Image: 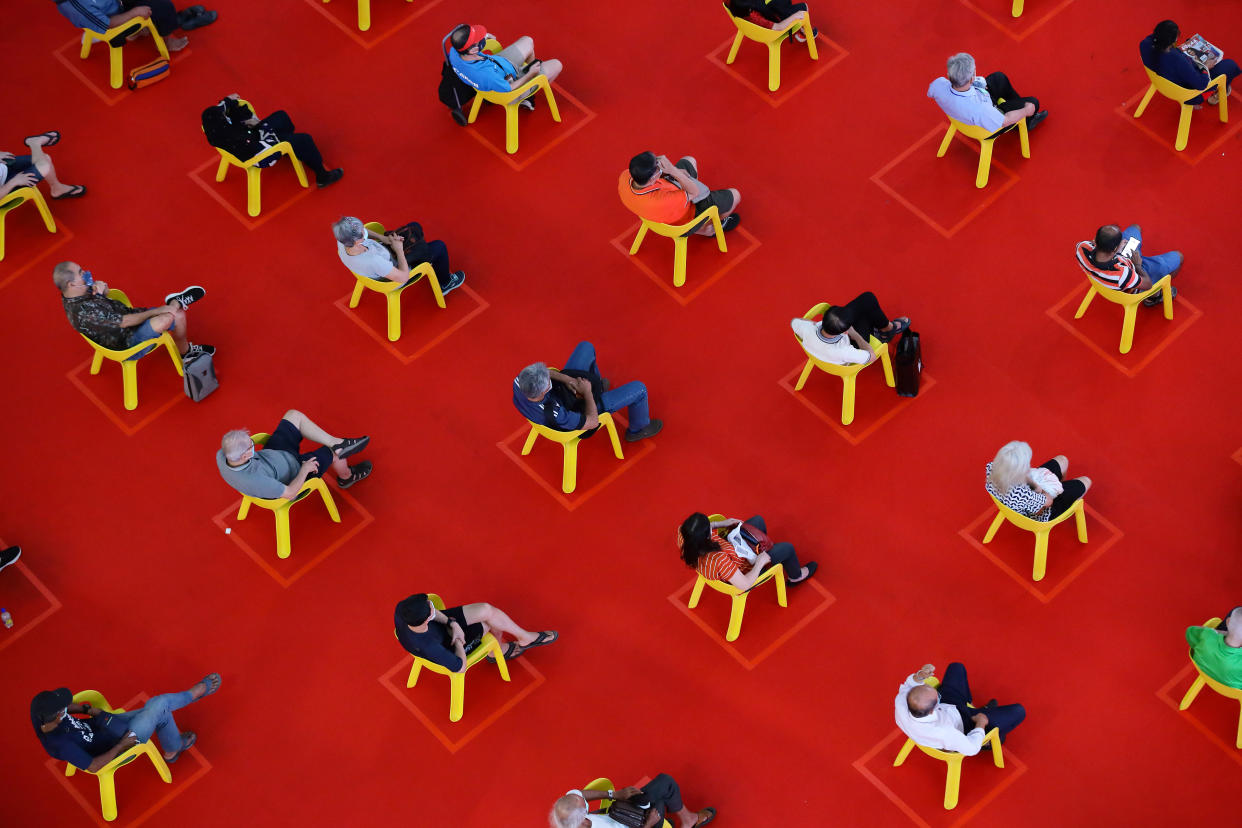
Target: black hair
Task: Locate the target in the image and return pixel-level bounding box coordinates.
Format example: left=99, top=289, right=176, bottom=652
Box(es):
left=1094, top=225, right=1122, bottom=254
left=629, top=152, right=659, bottom=185
left=822, top=308, right=849, bottom=335
left=1152, top=20, right=1179, bottom=53
left=678, top=512, right=720, bottom=568
left=396, top=594, right=433, bottom=626
left=449, top=24, right=472, bottom=52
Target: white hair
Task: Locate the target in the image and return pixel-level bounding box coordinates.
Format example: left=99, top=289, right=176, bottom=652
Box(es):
left=549, top=795, right=586, bottom=828
left=221, top=429, right=253, bottom=462
left=518, top=363, right=552, bottom=399
left=946, top=52, right=976, bottom=87
left=988, top=441, right=1033, bottom=495
left=332, top=216, right=365, bottom=246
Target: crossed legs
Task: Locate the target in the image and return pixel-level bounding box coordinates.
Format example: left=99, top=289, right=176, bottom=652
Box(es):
left=498, top=36, right=563, bottom=86
left=459, top=602, right=541, bottom=648
left=281, top=409, right=351, bottom=478
left=25, top=134, right=78, bottom=198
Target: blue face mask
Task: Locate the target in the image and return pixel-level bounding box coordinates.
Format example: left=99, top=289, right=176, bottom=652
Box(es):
left=81, top=270, right=94, bottom=286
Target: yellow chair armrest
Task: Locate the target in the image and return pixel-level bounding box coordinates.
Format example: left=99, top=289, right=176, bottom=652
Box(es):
left=94, top=746, right=143, bottom=776
left=803, top=302, right=831, bottom=321
left=244, top=141, right=294, bottom=167
left=1204, top=617, right=1224, bottom=628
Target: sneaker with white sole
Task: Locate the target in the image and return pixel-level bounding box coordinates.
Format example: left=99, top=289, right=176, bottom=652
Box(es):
left=0, top=545, right=20, bottom=573
left=164, top=286, right=206, bottom=309
left=1142, top=286, right=1177, bottom=307
left=439, top=270, right=466, bottom=296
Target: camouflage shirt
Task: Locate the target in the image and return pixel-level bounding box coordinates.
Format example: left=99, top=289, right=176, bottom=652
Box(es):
left=62, top=294, right=151, bottom=351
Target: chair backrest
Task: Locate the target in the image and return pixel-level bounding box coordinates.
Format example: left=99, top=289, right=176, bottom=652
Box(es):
left=793, top=302, right=878, bottom=377
left=1086, top=272, right=1166, bottom=307
left=479, top=71, right=548, bottom=104
left=987, top=492, right=1076, bottom=530
left=0, top=186, right=36, bottom=213
left=642, top=204, right=719, bottom=237
left=72, top=689, right=113, bottom=712
left=583, top=777, right=615, bottom=811
left=722, top=3, right=783, bottom=41
left=697, top=512, right=749, bottom=595
left=947, top=116, right=999, bottom=142
left=1142, top=65, right=1203, bottom=103
left=428, top=593, right=447, bottom=612
left=78, top=289, right=166, bottom=358
left=1190, top=618, right=1242, bottom=699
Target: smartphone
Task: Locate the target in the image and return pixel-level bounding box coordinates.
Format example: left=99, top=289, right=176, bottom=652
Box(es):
left=1120, top=237, right=1139, bottom=257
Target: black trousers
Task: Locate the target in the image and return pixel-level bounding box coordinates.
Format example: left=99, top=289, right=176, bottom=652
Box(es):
left=938, top=662, right=1026, bottom=743
left=120, top=0, right=180, bottom=37
left=1035, top=458, right=1087, bottom=519
left=259, top=111, right=330, bottom=180
left=389, top=223, right=453, bottom=282
left=831, top=291, right=891, bottom=342
left=985, top=71, right=1039, bottom=121
left=641, top=773, right=686, bottom=821
left=745, top=515, right=804, bottom=582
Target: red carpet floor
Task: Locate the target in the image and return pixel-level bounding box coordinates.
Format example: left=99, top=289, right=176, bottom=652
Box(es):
left=3, top=0, right=1242, bottom=825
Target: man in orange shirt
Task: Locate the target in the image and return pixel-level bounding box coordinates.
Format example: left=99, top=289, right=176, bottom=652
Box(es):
left=618, top=151, right=741, bottom=235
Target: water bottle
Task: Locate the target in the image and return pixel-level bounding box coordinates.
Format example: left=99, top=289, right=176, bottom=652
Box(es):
left=1, top=609, right=12, bottom=629
left=82, top=269, right=94, bottom=287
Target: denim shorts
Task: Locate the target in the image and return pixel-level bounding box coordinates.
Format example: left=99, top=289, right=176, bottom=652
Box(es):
left=266, top=419, right=333, bottom=478
left=3, top=156, right=43, bottom=187
left=125, top=316, right=175, bottom=360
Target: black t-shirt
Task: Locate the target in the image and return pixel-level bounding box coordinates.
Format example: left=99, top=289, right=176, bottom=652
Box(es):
left=33, top=710, right=128, bottom=770
left=394, top=607, right=463, bottom=672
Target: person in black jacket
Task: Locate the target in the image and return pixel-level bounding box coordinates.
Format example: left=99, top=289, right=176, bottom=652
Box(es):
left=726, top=0, right=817, bottom=42
left=201, top=95, right=342, bottom=188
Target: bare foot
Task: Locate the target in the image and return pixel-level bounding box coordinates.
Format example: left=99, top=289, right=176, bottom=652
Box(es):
left=167, top=35, right=189, bottom=51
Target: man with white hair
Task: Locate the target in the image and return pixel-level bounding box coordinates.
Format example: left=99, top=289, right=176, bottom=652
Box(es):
left=549, top=775, right=716, bottom=828
left=1187, top=608, right=1242, bottom=688
left=927, top=52, right=1048, bottom=136
left=513, top=341, right=662, bottom=442
left=216, top=410, right=371, bottom=500
left=332, top=216, right=464, bottom=296
left=896, top=663, right=1026, bottom=756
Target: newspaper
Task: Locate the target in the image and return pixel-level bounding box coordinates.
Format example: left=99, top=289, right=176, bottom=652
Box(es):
left=1181, top=34, right=1223, bottom=72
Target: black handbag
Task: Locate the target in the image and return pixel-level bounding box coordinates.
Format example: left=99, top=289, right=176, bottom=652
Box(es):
left=895, top=329, right=922, bottom=398
left=605, top=798, right=651, bottom=827
left=546, top=368, right=607, bottom=438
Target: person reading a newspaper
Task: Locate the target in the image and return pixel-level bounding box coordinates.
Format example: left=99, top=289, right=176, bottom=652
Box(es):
left=1141, top=19, right=1240, bottom=106
left=676, top=512, right=818, bottom=590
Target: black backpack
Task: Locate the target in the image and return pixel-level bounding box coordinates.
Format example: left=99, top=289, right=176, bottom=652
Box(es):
left=895, top=329, right=922, bottom=397
left=438, top=34, right=476, bottom=126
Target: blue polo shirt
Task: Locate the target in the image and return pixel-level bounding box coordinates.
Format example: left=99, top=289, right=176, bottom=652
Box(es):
left=513, top=379, right=583, bottom=431
left=55, top=0, right=121, bottom=34
left=33, top=710, right=128, bottom=770
left=448, top=50, right=518, bottom=93
left=1140, top=35, right=1209, bottom=91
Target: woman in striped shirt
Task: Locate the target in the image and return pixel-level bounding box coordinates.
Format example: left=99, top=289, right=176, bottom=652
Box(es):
left=985, top=441, right=1092, bottom=522
left=677, top=512, right=817, bottom=589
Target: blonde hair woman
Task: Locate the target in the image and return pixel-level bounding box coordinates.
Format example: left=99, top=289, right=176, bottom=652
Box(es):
left=985, top=441, right=1091, bottom=521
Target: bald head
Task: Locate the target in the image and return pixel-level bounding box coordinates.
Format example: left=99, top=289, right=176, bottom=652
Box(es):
left=1227, top=607, right=1242, bottom=637
left=549, top=793, right=586, bottom=828
left=907, top=685, right=939, bottom=717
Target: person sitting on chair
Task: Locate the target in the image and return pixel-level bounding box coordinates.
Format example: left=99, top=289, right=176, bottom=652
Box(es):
left=1187, top=607, right=1242, bottom=689
left=54, top=261, right=213, bottom=362
left=550, top=774, right=716, bottom=828
left=789, top=291, right=909, bottom=367
left=217, top=411, right=371, bottom=499
left=619, top=151, right=741, bottom=235
left=985, top=441, right=1091, bottom=522
left=725, top=0, right=817, bottom=43
left=1, top=131, right=85, bottom=201
left=1141, top=19, right=1240, bottom=107
left=1074, top=223, right=1182, bottom=307
left=677, top=511, right=817, bottom=589
left=395, top=593, right=557, bottom=667
left=513, top=342, right=663, bottom=442
left=331, top=216, right=465, bottom=296
left=896, top=663, right=1025, bottom=754
left=53, top=0, right=217, bottom=52
left=447, top=23, right=562, bottom=107
left=201, top=94, right=343, bottom=189
left=927, top=52, right=1048, bottom=135
left=31, top=673, right=221, bottom=770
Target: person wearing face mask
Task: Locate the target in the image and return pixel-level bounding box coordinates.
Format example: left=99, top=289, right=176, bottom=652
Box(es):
left=217, top=414, right=372, bottom=499
left=53, top=261, right=213, bottom=363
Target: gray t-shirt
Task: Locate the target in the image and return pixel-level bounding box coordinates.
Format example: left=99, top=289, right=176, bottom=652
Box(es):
left=216, top=448, right=300, bottom=499
left=337, top=239, right=396, bottom=281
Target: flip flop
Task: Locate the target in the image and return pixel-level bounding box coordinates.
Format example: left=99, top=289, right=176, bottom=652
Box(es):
left=197, top=673, right=222, bottom=696
left=25, top=130, right=60, bottom=147
left=51, top=185, right=86, bottom=200
left=522, top=630, right=559, bottom=650
left=694, top=807, right=718, bottom=826
left=486, top=641, right=522, bottom=663
left=787, top=561, right=818, bottom=586
left=164, top=731, right=196, bottom=764
left=874, top=317, right=910, bottom=343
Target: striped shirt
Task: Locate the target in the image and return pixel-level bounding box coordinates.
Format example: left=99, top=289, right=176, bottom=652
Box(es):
left=1074, top=241, right=1141, bottom=292
left=54, top=0, right=119, bottom=34
left=697, top=535, right=752, bottom=582
left=985, top=462, right=1051, bottom=521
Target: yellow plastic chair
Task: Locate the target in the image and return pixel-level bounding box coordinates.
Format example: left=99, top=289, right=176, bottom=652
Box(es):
left=982, top=493, right=1086, bottom=581
left=892, top=677, right=1005, bottom=810
left=62, top=690, right=172, bottom=822
left=1133, top=66, right=1228, bottom=151
left=583, top=778, right=673, bottom=827
left=0, top=185, right=56, bottom=261
left=791, top=302, right=895, bottom=426
left=1012, top=0, right=1023, bottom=17
left=521, top=410, right=624, bottom=495
left=1179, top=616, right=1242, bottom=748
left=722, top=3, right=818, bottom=92
left=1073, top=272, right=1173, bottom=354
left=80, top=17, right=169, bottom=90
left=208, top=100, right=308, bottom=217
left=628, top=205, right=727, bottom=289
left=78, top=289, right=184, bottom=412
left=466, top=72, right=561, bottom=155
left=344, top=221, right=445, bottom=341
left=687, top=513, right=787, bottom=642
left=322, top=0, right=412, bottom=32
left=936, top=109, right=1030, bottom=188
left=398, top=593, right=510, bottom=722
left=235, top=432, right=341, bottom=560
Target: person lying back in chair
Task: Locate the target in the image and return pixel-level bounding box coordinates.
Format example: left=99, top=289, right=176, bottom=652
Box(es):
left=789, top=291, right=910, bottom=366
left=447, top=23, right=562, bottom=107
left=217, top=411, right=371, bottom=499
left=896, top=663, right=1025, bottom=754
left=201, top=95, right=343, bottom=188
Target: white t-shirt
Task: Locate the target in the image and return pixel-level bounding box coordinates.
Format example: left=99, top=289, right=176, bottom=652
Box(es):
left=337, top=238, right=396, bottom=281
left=564, top=790, right=631, bottom=826
left=791, top=318, right=871, bottom=366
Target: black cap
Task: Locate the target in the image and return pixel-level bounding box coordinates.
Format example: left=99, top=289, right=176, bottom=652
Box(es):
left=30, top=688, right=72, bottom=723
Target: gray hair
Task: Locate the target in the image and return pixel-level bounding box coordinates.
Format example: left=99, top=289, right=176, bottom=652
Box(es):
left=52, top=262, right=78, bottom=292
left=549, top=795, right=586, bottom=828
left=221, top=429, right=254, bottom=463
left=946, top=52, right=976, bottom=87
left=332, top=216, right=365, bottom=246
left=517, top=362, right=552, bottom=399
left=988, top=441, right=1033, bottom=496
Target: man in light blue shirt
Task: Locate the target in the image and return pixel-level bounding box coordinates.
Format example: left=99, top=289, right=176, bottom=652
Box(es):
left=53, top=0, right=217, bottom=51
left=447, top=23, right=562, bottom=98
left=927, top=52, right=1047, bottom=136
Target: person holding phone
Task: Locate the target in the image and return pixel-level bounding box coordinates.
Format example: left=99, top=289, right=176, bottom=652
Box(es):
left=1074, top=223, right=1182, bottom=307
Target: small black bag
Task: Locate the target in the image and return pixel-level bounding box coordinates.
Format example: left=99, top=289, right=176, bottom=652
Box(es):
left=547, top=368, right=607, bottom=438
left=605, top=797, right=651, bottom=827
left=895, top=329, right=922, bottom=397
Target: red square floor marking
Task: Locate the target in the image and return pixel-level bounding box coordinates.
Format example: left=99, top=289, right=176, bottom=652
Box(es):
left=45, top=692, right=212, bottom=828
left=872, top=127, right=1021, bottom=239
left=1046, top=283, right=1203, bottom=378
left=957, top=0, right=1077, bottom=42
left=301, top=0, right=447, bottom=49
left=705, top=33, right=848, bottom=108
left=779, top=361, right=937, bottom=446
left=0, top=218, right=75, bottom=291
left=53, top=39, right=195, bottom=107
left=379, top=653, right=544, bottom=754
left=610, top=223, right=761, bottom=306
left=211, top=488, right=375, bottom=588
left=66, top=356, right=186, bottom=437
left=666, top=576, right=835, bottom=670
left=0, top=557, right=62, bottom=655
left=958, top=503, right=1123, bottom=603
left=854, top=729, right=1027, bottom=827
left=463, top=84, right=597, bottom=172
left=496, top=419, right=656, bottom=512
left=334, top=284, right=489, bottom=364
left=187, top=156, right=314, bottom=230
left=1116, top=87, right=1242, bottom=165
left=1157, top=662, right=1242, bottom=769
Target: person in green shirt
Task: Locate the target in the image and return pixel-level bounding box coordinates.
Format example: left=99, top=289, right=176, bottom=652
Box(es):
left=1186, top=607, right=1242, bottom=688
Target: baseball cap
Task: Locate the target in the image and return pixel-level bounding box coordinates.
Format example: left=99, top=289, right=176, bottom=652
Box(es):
left=31, top=688, right=73, bottom=723
left=458, top=24, right=488, bottom=51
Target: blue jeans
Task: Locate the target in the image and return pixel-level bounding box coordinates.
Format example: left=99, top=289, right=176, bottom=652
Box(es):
left=110, top=690, right=196, bottom=753
left=1123, top=224, right=1182, bottom=284
left=938, top=662, right=1026, bottom=744
left=563, top=341, right=650, bottom=433
left=126, top=316, right=175, bottom=361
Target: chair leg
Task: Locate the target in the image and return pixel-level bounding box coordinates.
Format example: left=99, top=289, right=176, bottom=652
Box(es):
left=237, top=498, right=253, bottom=520
left=1031, top=530, right=1049, bottom=582
left=1162, top=282, right=1175, bottom=320
left=767, top=42, right=781, bottom=92
left=245, top=168, right=261, bottom=217
left=385, top=291, right=401, bottom=341
left=348, top=281, right=365, bottom=309
left=427, top=271, right=446, bottom=309
left=629, top=223, right=650, bottom=255
left=98, top=771, right=119, bottom=821
left=406, top=658, right=422, bottom=689
left=215, top=157, right=230, bottom=183
left=288, top=154, right=309, bottom=189
left=448, top=672, right=465, bottom=722
left=1011, top=0, right=1023, bottom=16
left=892, top=738, right=915, bottom=766
left=793, top=359, right=816, bottom=391
left=943, top=758, right=962, bottom=810
left=603, top=416, right=625, bottom=459
left=80, top=33, right=94, bottom=60
left=357, top=0, right=370, bottom=31
left=879, top=349, right=896, bottom=387
left=1218, top=83, right=1229, bottom=123
left=108, top=45, right=123, bottom=90
left=672, top=237, right=688, bottom=287
left=274, top=506, right=292, bottom=559
left=1017, top=119, right=1031, bottom=159
left=688, top=576, right=707, bottom=608
left=1133, top=85, right=1157, bottom=117
left=1235, top=701, right=1242, bottom=749
left=1073, top=501, right=1088, bottom=543
left=982, top=511, right=1005, bottom=544
left=120, top=360, right=139, bottom=411
left=317, top=484, right=341, bottom=523
left=504, top=104, right=519, bottom=155
left=1073, top=285, right=1097, bottom=318
left=803, top=19, right=818, bottom=59
left=520, top=427, right=539, bottom=456
left=1175, top=104, right=1193, bottom=151
left=1119, top=304, right=1138, bottom=354
left=32, top=190, right=56, bottom=232
left=146, top=744, right=172, bottom=783
left=543, top=84, right=562, bottom=122
left=975, top=140, right=994, bottom=188
left=774, top=567, right=788, bottom=607
left=561, top=439, right=578, bottom=494
left=989, top=735, right=1005, bottom=768
left=0, top=212, right=5, bottom=261
left=725, top=593, right=748, bottom=641
left=839, top=374, right=857, bottom=426
left=936, top=125, right=957, bottom=157
left=163, top=335, right=185, bottom=376
left=1178, top=674, right=1206, bottom=709
left=467, top=94, right=484, bottom=125
left=492, top=638, right=511, bottom=682
left=712, top=212, right=728, bottom=253
left=726, top=32, right=744, bottom=64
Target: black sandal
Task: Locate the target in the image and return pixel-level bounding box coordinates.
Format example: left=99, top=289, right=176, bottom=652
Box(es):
left=164, top=731, right=196, bottom=764
left=487, top=641, right=523, bottom=663
left=874, top=317, right=909, bottom=343
left=197, top=672, right=222, bottom=696
left=25, top=130, right=61, bottom=147
left=787, top=561, right=818, bottom=586
left=522, top=630, right=559, bottom=650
